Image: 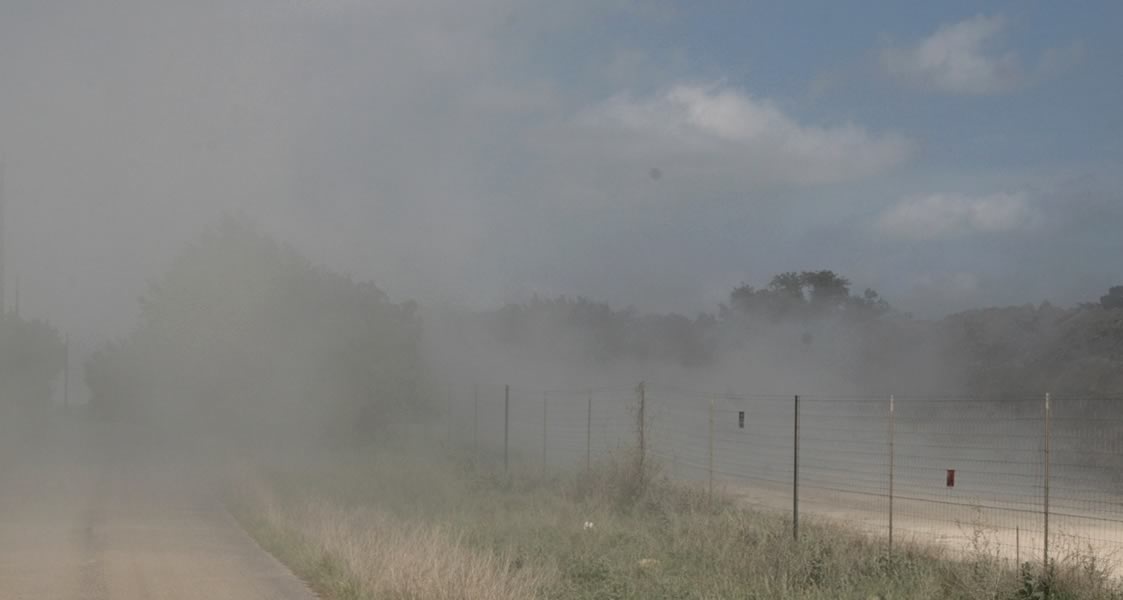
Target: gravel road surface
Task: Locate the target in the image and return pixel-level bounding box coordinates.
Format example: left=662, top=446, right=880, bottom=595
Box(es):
left=0, top=427, right=315, bottom=600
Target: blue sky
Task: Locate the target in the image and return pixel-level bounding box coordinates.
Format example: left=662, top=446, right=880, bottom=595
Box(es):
left=481, top=1, right=1122, bottom=315
left=1, top=0, right=1121, bottom=343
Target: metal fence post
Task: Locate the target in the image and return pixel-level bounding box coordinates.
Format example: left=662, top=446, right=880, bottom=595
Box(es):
left=889, top=394, right=895, bottom=558
left=472, top=384, right=479, bottom=459
left=708, top=397, right=715, bottom=501
left=63, top=334, right=70, bottom=410
left=1017, top=526, right=1021, bottom=568
left=793, top=394, right=800, bottom=541
left=586, top=390, right=592, bottom=476
left=504, top=384, right=510, bottom=474
left=1044, top=392, right=1051, bottom=570
left=637, top=382, right=646, bottom=479
left=446, top=383, right=454, bottom=444
left=542, top=391, right=548, bottom=475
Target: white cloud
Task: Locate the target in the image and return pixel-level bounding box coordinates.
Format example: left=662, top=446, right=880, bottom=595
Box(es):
left=575, top=83, right=913, bottom=185
left=883, top=14, right=1077, bottom=95
left=876, top=192, right=1039, bottom=240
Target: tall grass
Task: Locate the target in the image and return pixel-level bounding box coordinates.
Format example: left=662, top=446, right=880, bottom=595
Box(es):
left=232, top=475, right=547, bottom=600
left=229, top=448, right=1123, bottom=600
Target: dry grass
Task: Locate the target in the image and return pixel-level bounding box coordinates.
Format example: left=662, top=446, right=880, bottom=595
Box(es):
left=229, top=449, right=1123, bottom=600
left=232, top=476, right=548, bottom=600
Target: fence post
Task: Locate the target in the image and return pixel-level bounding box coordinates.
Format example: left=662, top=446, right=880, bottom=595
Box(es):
left=637, top=382, right=646, bottom=480
left=888, top=394, right=895, bottom=558
left=542, top=391, right=548, bottom=475
left=504, top=385, right=510, bottom=475
left=1044, top=392, right=1051, bottom=570
left=472, top=384, right=479, bottom=459
left=586, top=390, right=593, bottom=476
left=793, top=394, right=800, bottom=542
left=446, top=383, right=454, bottom=444
left=708, top=397, right=715, bottom=501
left=63, top=334, right=70, bottom=410
left=1016, top=526, right=1021, bottom=568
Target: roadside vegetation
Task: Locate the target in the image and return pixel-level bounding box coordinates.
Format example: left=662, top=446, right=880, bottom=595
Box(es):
left=64, top=220, right=1123, bottom=599
left=228, top=444, right=1123, bottom=600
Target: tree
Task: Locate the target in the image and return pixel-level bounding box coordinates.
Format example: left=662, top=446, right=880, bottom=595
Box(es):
left=85, top=216, right=423, bottom=443
left=477, top=270, right=890, bottom=369
left=847, top=288, right=891, bottom=318
left=482, top=295, right=717, bottom=367
left=728, top=270, right=887, bottom=320
left=802, top=270, right=851, bottom=308
left=768, top=272, right=806, bottom=301
left=0, top=313, right=66, bottom=421
left=1101, top=286, right=1123, bottom=310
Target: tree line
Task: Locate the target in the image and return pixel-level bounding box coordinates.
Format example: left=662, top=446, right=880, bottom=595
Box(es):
left=7, top=217, right=1122, bottom=438
left=484, top=270, right=894, bottom=368
left=77, top=221, right=900, bottom=440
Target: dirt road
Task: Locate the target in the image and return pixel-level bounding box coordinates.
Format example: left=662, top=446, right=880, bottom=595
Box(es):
left=0, top=430, right=315, bottom=600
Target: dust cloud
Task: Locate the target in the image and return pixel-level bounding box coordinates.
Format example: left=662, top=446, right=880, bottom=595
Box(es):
left=0, top=3, right=1121, bottom=597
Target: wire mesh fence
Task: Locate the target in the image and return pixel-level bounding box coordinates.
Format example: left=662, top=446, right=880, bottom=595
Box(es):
left=443, top=381, right=1123, bottom=570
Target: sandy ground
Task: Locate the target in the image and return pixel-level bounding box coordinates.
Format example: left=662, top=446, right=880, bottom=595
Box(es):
left=719, top=478, right=1123, bottom=571
left=0, top=429, right=315, bottom=600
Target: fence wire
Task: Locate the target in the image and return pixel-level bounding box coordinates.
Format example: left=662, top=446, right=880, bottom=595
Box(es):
left=443, top=382, right=1123, bottom=570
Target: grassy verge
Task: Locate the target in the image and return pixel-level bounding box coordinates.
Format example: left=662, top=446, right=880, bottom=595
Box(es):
left=227, top=448, right=1122, bottom=600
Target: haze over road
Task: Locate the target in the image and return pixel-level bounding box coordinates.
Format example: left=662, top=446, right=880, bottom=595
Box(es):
left=0, top=424, right=314, bottom=600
